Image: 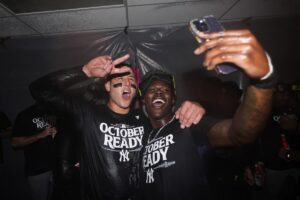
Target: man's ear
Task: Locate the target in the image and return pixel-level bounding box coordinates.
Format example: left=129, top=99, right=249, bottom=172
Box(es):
left=105, top=81, right=111, bottom=92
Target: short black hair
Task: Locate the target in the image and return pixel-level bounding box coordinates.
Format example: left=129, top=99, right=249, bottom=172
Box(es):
left=139, top=70, right=176, bottom=96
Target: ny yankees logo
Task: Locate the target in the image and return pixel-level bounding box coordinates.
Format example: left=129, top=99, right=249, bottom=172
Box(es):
left=146, top=168, right=154, bottom=183
left=119, top=149, right=129, bottom=162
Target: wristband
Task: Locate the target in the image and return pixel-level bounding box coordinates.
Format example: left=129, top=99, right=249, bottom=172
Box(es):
left=250, top=53, right=278, bottom=89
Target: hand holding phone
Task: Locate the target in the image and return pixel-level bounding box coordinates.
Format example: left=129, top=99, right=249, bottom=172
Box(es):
left=189, top=15, right=237, bottom=75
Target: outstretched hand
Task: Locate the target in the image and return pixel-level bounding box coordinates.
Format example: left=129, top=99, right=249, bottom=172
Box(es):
left=194, top=30, right=269, bottom=79
left=82, top=54, right=130, bottom=78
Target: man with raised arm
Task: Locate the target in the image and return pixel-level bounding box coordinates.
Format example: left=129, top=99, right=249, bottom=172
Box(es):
left=137, top=30, right=276, bottom=200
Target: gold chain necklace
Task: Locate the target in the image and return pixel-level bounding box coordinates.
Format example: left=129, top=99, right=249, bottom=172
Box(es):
left=147, top=115, right=176, bottom=143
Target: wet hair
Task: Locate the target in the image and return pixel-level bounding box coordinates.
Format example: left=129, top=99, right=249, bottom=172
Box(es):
left=139, top=70, right=176, bottom=97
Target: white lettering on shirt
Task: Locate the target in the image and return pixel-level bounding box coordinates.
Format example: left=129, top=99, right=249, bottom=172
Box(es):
left=99, top=122, right=144, bottom=162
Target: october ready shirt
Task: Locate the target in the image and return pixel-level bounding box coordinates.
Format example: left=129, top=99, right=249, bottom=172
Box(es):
left=139, top=115, right=217, bottom=200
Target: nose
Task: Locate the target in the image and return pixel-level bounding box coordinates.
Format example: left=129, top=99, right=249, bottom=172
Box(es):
left=154, top=88, right=163, bottom=95
left=123, top=78, right=130, bottom=87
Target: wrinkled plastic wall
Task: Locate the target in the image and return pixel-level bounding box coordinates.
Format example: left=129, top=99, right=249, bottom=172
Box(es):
left=0, top=24, right=247, bottom=119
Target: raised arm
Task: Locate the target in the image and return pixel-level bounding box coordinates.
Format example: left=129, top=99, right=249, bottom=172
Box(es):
left=29, top=54, right=130, bottom=114
left=194, top=30, right=276, bottom=146
left=29, top=65, right=94, bottom=115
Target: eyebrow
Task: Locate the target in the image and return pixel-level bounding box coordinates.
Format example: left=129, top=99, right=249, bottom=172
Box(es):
left=106, top=72, right=132, bottom=81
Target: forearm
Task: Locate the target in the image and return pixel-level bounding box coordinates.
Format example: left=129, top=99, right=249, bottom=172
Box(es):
left=209, top=86, right=273, bottom=146
left=230, top=85, right=273, bottom=144
left=0, top=127, right=12, bottom=138
left=29, top=66, right=96, bottom=113
left=11, top=134, right=43, bottom=148
left=30, top=66, right=86, bottom=101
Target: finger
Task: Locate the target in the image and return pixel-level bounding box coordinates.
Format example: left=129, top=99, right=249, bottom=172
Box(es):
left=175, top=108, right=180, bottom=119
left=183, top=106, right=204, bottom=127
left=203, top=44, right=250, bottom=67
left=194, top=37, right=224, bottom=55
left=112, top=54, right=130, bottom=66
left=193, top=113, right=203, bottom=124
left=194, top=36, right=250, bottom=55
left=176, top=103, right=187, bottom=123
left=182, top=109, right=195, bottom=127
left=178, top=104, right=194, bottom=128
left=196, top=29, right=251, bottom=40
left=207, top=52, right=248, bottom=71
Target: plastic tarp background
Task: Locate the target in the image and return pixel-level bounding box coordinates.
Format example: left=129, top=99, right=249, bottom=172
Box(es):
left=0, top=24, right=246, bottom=120
left=1, top=16, right=300, bottom=122
left=83, top=25, right=245, bottom=104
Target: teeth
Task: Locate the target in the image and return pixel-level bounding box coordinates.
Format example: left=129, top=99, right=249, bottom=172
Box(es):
left=153, top=99, right=165, bottom=104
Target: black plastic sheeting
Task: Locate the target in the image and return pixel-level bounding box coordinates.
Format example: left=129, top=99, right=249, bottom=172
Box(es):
left=81, top=25, right=245, bottom=103
left=0, top=24, right=245, bottom=120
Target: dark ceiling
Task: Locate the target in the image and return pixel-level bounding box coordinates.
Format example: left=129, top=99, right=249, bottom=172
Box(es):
left=0, top=0, right=123, bottom=13
left=0, top=0, right=299, bottom=38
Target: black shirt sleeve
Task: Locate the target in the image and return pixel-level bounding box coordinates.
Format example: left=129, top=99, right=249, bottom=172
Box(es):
left=190, top=115, right=219, bottom=145
left=29, top=66, right=104, bottom=117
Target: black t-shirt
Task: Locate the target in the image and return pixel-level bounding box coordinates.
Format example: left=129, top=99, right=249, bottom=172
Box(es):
left=0, top=111, right=12, bottom=163
left=139, top=116, right=217, bottom=200
left=65, top=102, right=150, bottom=200
left=12, top=105, right=56, bottom=176
left=29, top=68, right=152, bottom=200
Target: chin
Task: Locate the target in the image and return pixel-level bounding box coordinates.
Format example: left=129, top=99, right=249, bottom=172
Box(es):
left=120, top=103, right=131, bottom=109
left=149, top=112, right=164, bottom=120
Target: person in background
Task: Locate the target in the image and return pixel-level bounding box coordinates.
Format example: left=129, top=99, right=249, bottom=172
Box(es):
left=11, top=103, right=57, bottom=200
left=0, top=111, right=12, bottom=165
left=260, top=82, right=300, bottom=200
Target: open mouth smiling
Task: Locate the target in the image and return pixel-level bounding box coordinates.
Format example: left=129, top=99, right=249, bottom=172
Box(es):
left=152, top=98, right=166, bottom=108
left=122, top=88, right=131, bottom=99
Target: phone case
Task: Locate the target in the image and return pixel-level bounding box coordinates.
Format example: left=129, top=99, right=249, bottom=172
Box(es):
left=189, top=15, right=237, bottom=75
